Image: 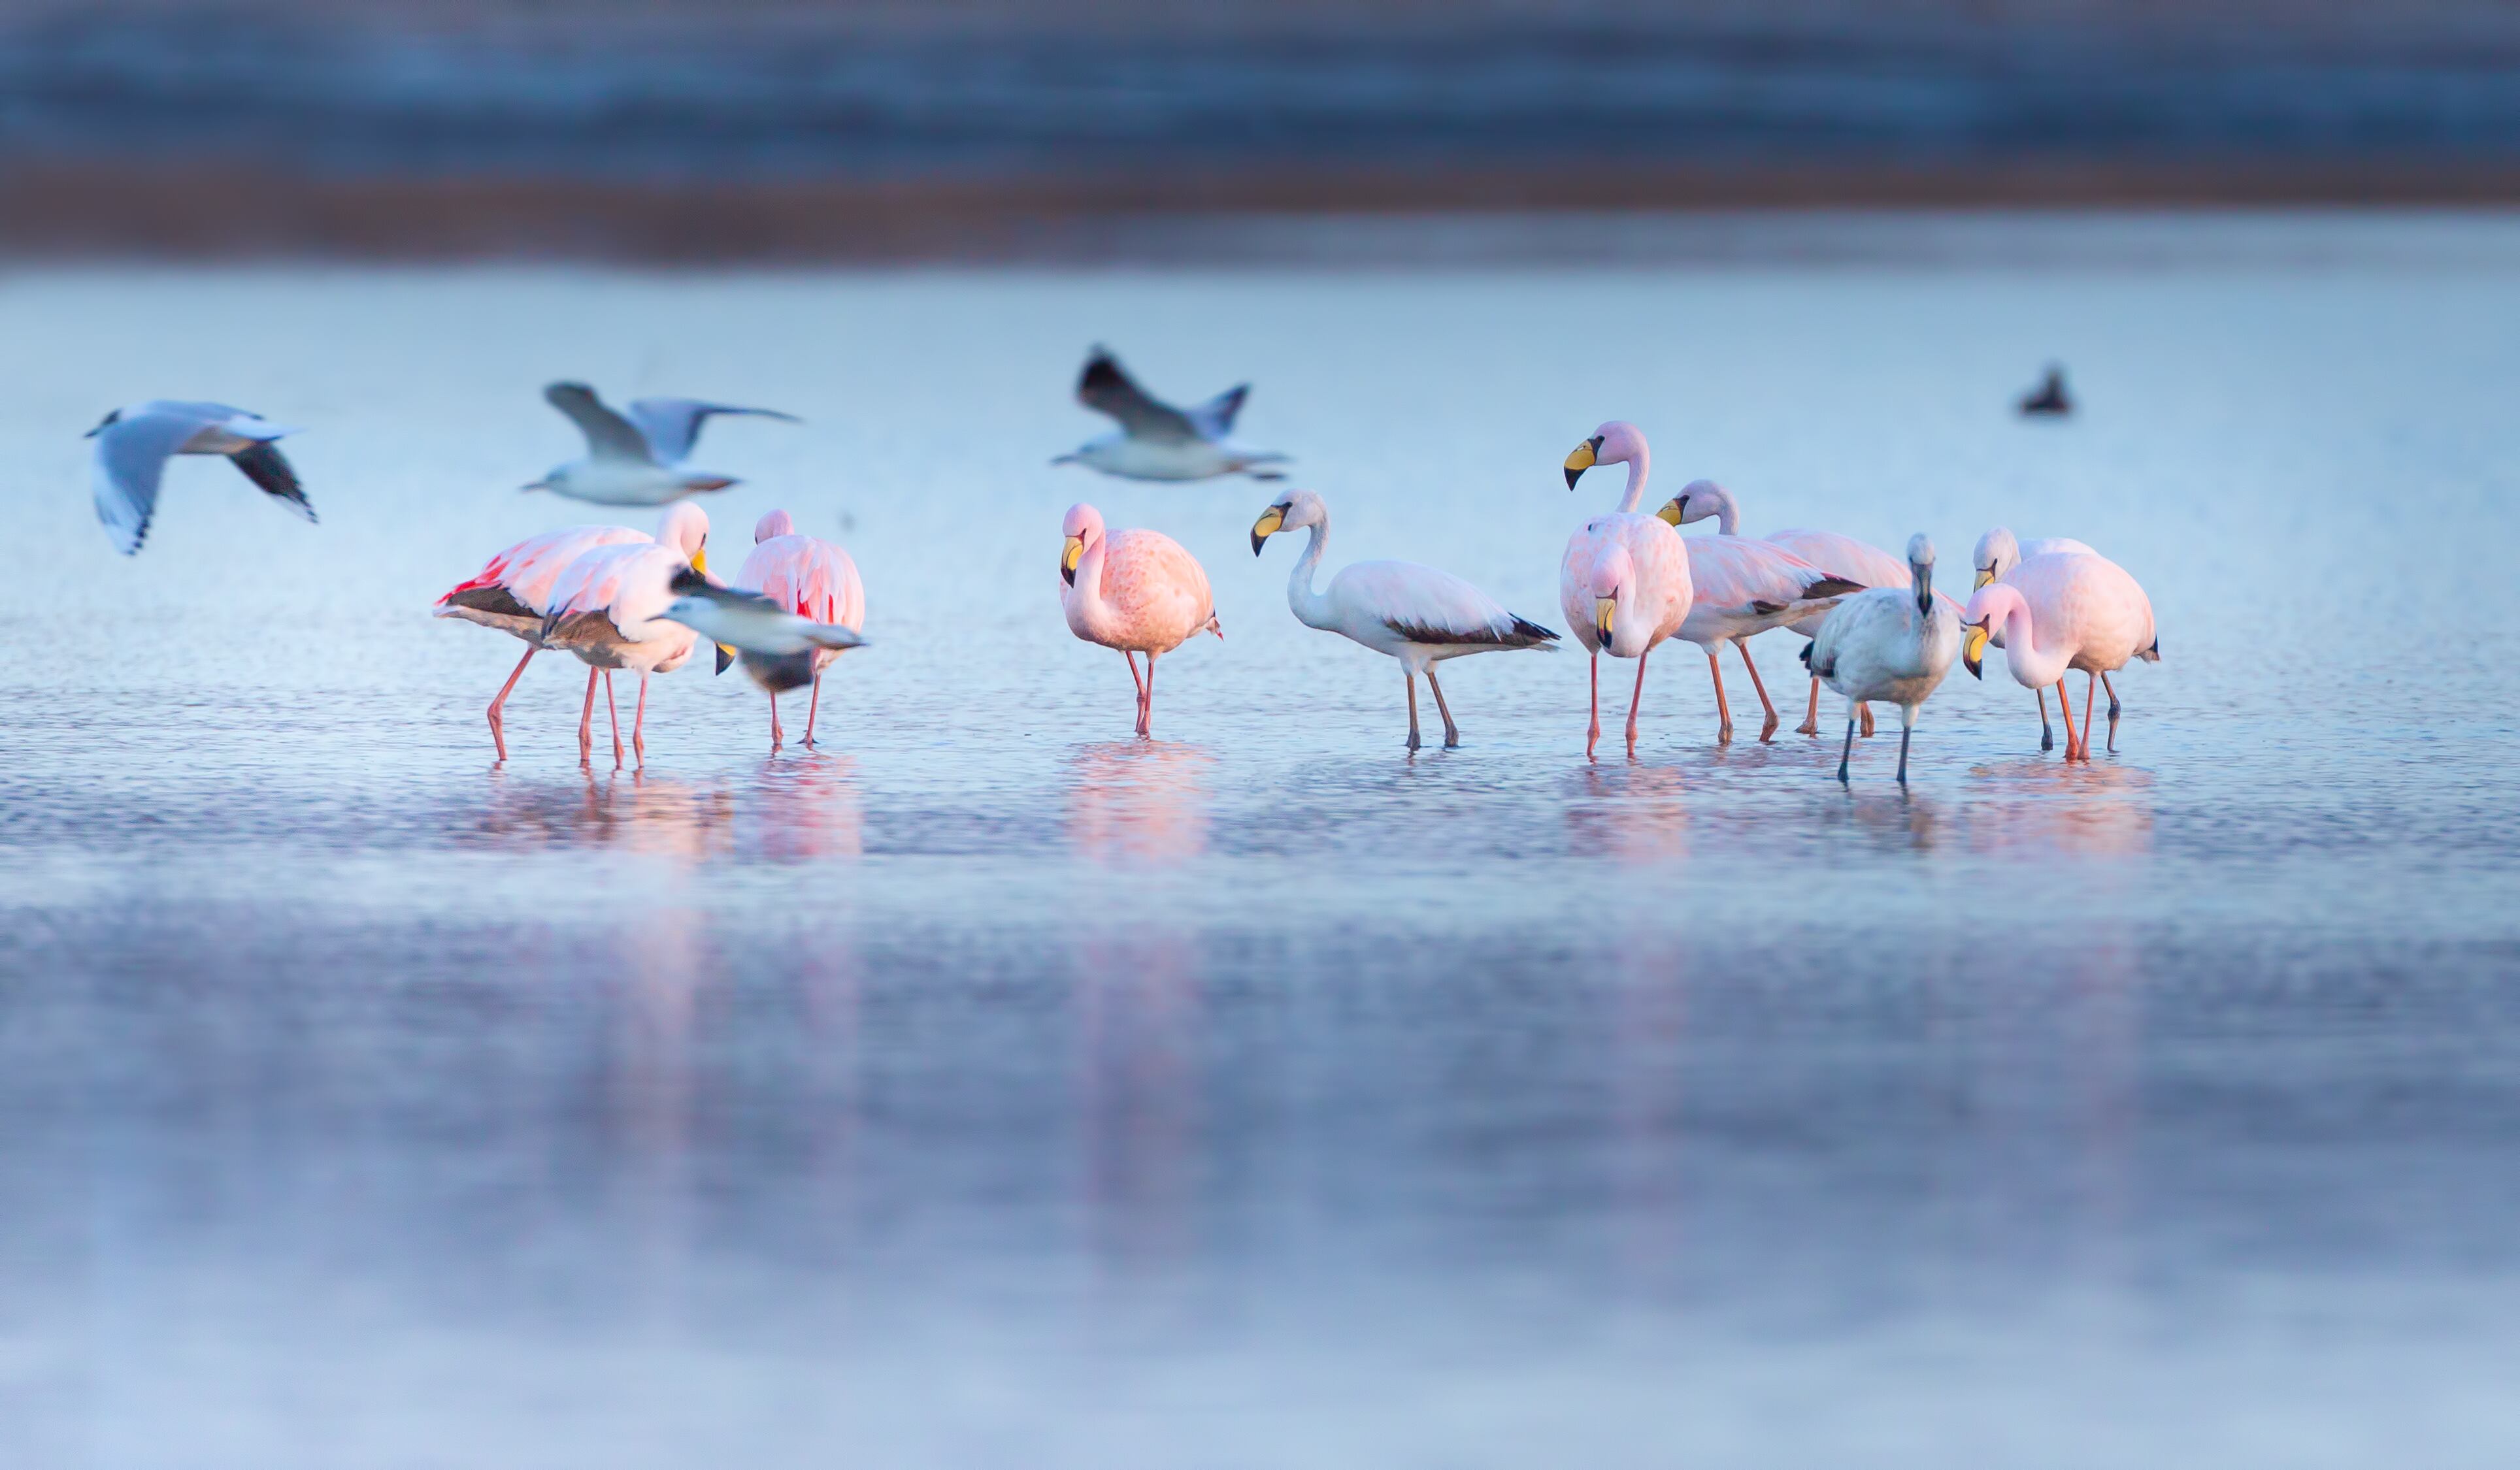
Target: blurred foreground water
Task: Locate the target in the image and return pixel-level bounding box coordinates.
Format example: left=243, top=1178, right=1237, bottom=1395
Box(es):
left=2, top=216, right=2517, bottom=1465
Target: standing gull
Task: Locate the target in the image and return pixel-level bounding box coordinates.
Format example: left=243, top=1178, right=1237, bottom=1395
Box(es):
left=85, top=400, right=314, bottom=555
left=659, top=566, right=868, bottom=749
left=526, top=382, right=740, bottom=506
left=626, top=397, right=799, bottom=466
left=1252, top=489, right=1557, bottom=750
left=729, top=510, right=867, bottom=748
left=433, top=504, right=706, bottom=760
left=1656, top=482, right=1864, bottom=742
left=1060, top=502, right=1221, bottom=737
left=1053, top=346, right=1289, bottom=482
left=1560, top=422, right=1693, bottom=760
left=1803, top=534, right=1962, bottom=785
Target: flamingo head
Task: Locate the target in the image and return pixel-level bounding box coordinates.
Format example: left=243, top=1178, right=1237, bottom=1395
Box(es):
left=659, top=501, right=712, bottom=572
left=1583, top=542, right=1638, bottom=655
left=1656, top=478, right=1732, bottom=530
left=754, top=509, right=795, bottom=542
left=1906, top=532, right=1936, bottom=617
left=1959, top=583, right=2024, bottom=679
left=1972, top=527, right=2020, bottom=591
left=1249, top=488, right=1325, bottom=555
left=1564, top=419, right=1644, bottom=491
left=1061, top=502, right=1103, bottom=585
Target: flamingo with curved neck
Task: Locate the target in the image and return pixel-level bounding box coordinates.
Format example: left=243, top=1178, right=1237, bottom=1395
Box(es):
left=1560, top=421, right=1693, bottom=759
left=1961, top=550, right=2159, bottom=764
left=1061, top=502, right=1221, bottom=737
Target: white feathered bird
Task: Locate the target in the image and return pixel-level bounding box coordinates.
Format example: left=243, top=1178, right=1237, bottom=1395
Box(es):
left=1053, top=346, right=1289, bottom=482
left=1251, top=489, right=1557, bottom=750
left=625, top=397, right=799, bottom=466
left=1802, top=534, right=1962, bottom=784
left=85, top=400, right=313, bottom=555
left=526, top=382, right=740, bottom=506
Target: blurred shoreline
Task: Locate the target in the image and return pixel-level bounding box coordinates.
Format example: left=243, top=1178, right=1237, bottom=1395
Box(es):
left=14, top=161, right=2520, bottom=263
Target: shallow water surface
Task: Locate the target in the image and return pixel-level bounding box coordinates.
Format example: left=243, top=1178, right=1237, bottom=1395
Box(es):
left=3, top=219, right=2518, bottom=1467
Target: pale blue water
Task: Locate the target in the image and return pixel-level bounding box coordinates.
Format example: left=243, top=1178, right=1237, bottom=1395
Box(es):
left=2, top=216, right=2518, bottom=1466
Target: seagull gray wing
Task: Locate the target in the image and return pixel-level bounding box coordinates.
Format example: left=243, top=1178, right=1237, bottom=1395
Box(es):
left=544, top=382, right=655, bottom=464
left=1076, top=348, right=1199, bottom=443
left=90, top=408, right=214, bottom=555
left=231, top=440, right=316, bottom=523
left=627, top=398, right=801, bottom=464
left=1184, top=384, right=1249, bottom=440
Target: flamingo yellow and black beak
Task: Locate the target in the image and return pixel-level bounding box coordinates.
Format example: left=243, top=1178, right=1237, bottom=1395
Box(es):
left=715, top=643, right=736, bottom=675
left=1564, top=434, right=1603, bottom=490
left=1973, top=566, right=1997, bottom=591
left=1655, top=493, right=1689, bottom=527
left=1061, top=534, right=1084, bottom=586
left=1963, top=620, right=1989, bottom=679
left=1250, top=504, right=1286, bottom=557
left=1593, top=595, right=1616, bottom=649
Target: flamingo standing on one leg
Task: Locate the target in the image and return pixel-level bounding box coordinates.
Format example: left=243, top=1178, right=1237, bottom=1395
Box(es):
left=1654, top=482, right=1864, bottom=743
left=1059, top=502, right=1221, bottom=738
left=434, top=504, right=710, bottom=759
left=1961, top=551, right=2159, bottom=764
left=1560, top=422, right=1692, bottom=760
left=735, top=510, right=866, bottom=748
left=537, top=523, right=726, bottom=766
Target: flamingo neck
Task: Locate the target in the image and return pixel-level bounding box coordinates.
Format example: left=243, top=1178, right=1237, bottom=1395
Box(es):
left=1612, top=443, right=1651, bottom=515
left=1072, top=534, right=1115, bottom=635
left=1999, top=597, right=2066, bottom=687
left=1286, top=521, right=1336, bottom=631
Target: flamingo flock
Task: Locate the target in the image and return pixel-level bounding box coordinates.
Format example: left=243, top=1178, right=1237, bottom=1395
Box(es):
left=90, top=348, right=2161, bottom=781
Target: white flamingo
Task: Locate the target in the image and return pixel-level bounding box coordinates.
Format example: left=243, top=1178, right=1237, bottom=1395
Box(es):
left=1974, top=526, right=2104, bottom=751
left=433, top=507, right=708, bottom=759
left=1251, top=488, right=1557, bottom=749
left=1060, top=502, right=1221, bottom=737
left=1655, top=481, right=1864, bottom=742
left=1560, top=421, right=1693, bottom=760
left=733, top=510, right=867, bottom=747
left=1803, top=534, right=1961, bottom=784
left=538, top=514, right=729, bottom=766
left=1962, top=550, right=2160, bottom=763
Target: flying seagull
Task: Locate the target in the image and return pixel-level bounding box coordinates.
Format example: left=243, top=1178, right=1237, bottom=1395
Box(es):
left=657, top=564, right=869, bottom=698
left=1053, top=346, right=1289, bottom=482
left=527, top=382, right=740, bottom=506
left=86, top=400, right=314, bottom=555
left=625, top=397, right=800, bottom=466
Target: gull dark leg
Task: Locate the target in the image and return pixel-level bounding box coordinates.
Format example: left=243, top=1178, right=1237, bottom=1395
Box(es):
left=1736, top=643, right=1781, bottom=742
left=1426, top=669, right=1461, bottom=748
left=2102, top=670, right=2122, bottom=752
left=1897, top=714, right=1913, bottom=785
left=486, top=645, right=535, bottom=761
left=2038, top=687, right=2054, bottom=751
left=1838, top=714, right=1855, bottom=783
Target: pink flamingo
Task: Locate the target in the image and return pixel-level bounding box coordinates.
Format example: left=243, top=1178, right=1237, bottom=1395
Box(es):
left=433, top=503, right=708, bottom=760
left=1961, top=551, right=2159, bottom=764
left=537, top=515, right=722, bottom=766
left=1059, top=502, right=1221, bottom=738
left=1654, top=480, right=1865, bottom=742
left=1560, top=421, right=1693, bottom=760
left=734, top=510, right=867, bottom=748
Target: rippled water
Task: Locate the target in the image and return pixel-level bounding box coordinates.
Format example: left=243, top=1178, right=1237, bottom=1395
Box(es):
left=4, top=219, right=2519, bottom=1466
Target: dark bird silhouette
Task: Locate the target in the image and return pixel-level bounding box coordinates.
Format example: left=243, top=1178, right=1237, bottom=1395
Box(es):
left=2019, top=365, right=2073, bottom=417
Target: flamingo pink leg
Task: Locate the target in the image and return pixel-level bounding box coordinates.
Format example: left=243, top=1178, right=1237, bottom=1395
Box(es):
left=1425, top=669, right=1461, bottom=748
left=1859, top=703, right=1876, bottom=738
left=1140, top=653, right=1159, bottom=738
left=631, top=674, right=648, bottom=764
left=2081, top=672, right=2099, bottom=759
left=1123, top=650, right=1147, bottom=732
left=1626, top=647, right=1652, bottom=757
left=577, top=668, right=599, bottom=762
left=769, top=691, right=784, bottom=749
left=1736, top=642, right=1780, bottom=741
left=605, top=672, right=624, bottom=768
left=1705, top=649, right=1734, bottom=742
left=1798, top=674, right=1821, bottom=736
left=2054, top=678, right=2081, bottom=762
left=1405, top=673, right=1423, bottom=751
left=1586, top=652, right=1602, bottom=761
left=486, top=645, right=535, bottom=760
left=803, top=674, right=823, bottom=747
left=2036, top=686, right=2055, bottom=751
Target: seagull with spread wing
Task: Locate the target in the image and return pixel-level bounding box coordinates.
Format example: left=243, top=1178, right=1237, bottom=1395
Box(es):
left=526, top=382, right=741, bottom=506
left=625, top=397, right=799, bottom=466
left=1053, top=346, right=1289, bottom=482
left=85, top=401, right=314, bottom=555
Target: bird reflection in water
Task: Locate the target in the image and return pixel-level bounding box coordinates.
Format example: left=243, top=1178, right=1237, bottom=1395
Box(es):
left=740, top=753, right=865, bottom=863
left=1074, top=928, right=1203, bottom=1275
left=468, top=768, right=736, bottom=862
left=1957, top=759, right=2155, bottom=857
left=1564, top=762, right=1690, bottom=864
left=1066, top=741, right=1213, bottom=866
left=612, top=904, right=716, bottom=1321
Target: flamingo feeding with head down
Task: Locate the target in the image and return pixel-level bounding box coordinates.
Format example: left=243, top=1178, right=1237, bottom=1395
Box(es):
left=1251, top=488, right=1557, bottom=749
left=537, top=510, right=731, bottom=766
left=1655, top=480, right=1864, bottom=742
left=434, top=504, right=709, bottom=760
left=1962, top=550, right=2159, bottom=764
left=733, top=510, right=867, bottom=747
left=1560, top=421, right=1693, bottom=760
left=1974, top=526, right=2105, bottom=751
left=1059, top=502, right=1221, bottom=738
left=1803, top=534, right=1961, bottom=785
